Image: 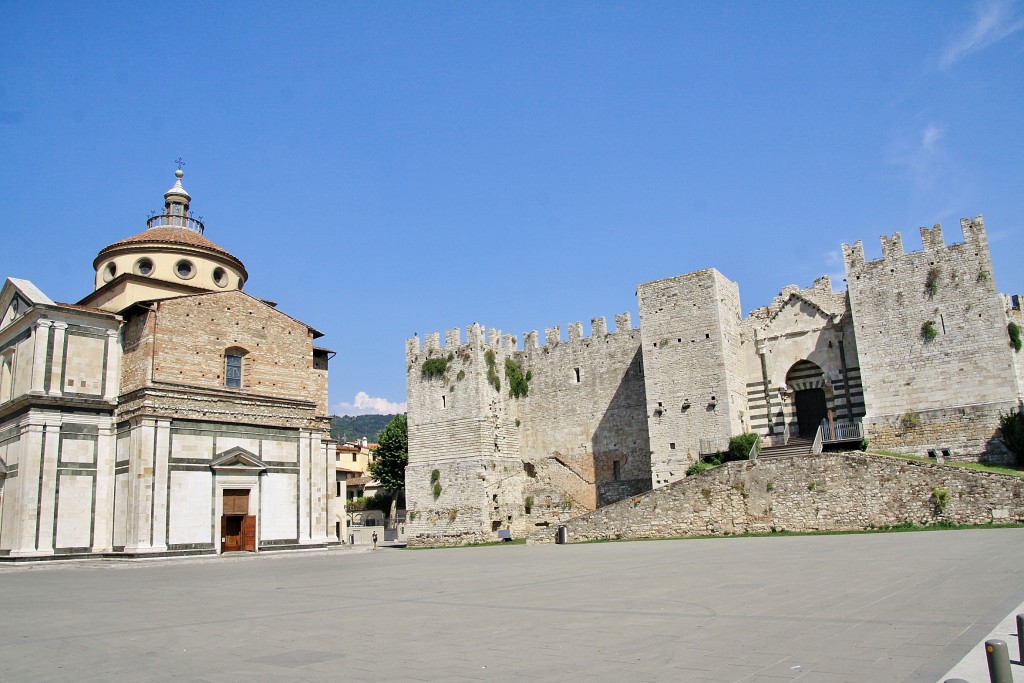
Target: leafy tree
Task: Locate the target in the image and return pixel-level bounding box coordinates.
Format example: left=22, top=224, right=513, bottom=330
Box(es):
left=369, top=414, right=408, bottom=521
left=999, top=408, right=1024, bottom=465
left=369, top=414, right=407, bottom=491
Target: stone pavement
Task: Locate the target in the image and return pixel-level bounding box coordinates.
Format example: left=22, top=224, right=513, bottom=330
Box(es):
left=2, top=529, right=1024, bottom=682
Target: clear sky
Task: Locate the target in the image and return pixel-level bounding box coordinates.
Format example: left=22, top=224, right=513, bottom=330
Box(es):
left=2, top=1, right=1022, bottom=416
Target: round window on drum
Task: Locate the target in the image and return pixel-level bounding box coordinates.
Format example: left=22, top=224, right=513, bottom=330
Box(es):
left=134, top=258, right=154, bottom=276
left=213, top=267, right=228, bottom=288
left=175, top=259, right=196, bottom=280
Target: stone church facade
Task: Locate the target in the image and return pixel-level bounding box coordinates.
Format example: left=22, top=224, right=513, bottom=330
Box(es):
left=404, top=216, right=1024, bottom=546
left=0, top=170, right=336, bottom=558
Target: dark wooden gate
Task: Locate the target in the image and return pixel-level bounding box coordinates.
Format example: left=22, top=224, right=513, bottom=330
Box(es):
left=222, top=490, right=252, bottom=552
left=795, top=388, right=827, bottom=437
left=242, top=515, right=256, bottom=552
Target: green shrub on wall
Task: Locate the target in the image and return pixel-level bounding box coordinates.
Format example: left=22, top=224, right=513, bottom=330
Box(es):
left=505, top=358, right=530, bottom=398
left=422, top=357, right=449, bottom=379
left=925, top=267, right=940, bottom=296
left=921, top=320, right=938, bottom=341
left=900, top=411, right=922, bottom=430
left=1009, top=322, right=1022, bottom=352
left=932, top=486, right=950, bottom=514
left=484, top=349, right=501, bottom=391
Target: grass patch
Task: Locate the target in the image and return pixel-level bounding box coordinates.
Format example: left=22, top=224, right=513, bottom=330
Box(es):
left=575, top=520, right=1024, bottom=545
left=868, top=450, right=1024, bottom=477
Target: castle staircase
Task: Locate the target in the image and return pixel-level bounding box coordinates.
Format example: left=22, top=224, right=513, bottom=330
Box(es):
left=758, top=436, right=814, bottom=458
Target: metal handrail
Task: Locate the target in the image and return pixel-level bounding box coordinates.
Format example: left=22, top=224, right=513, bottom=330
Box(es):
left=748, top=434, right=762, bottom=461
left=811, top=425, right=823, bottom=454
left=146, top=212, right=205, bottom=234
left=820, top=418, right=864, bottom=443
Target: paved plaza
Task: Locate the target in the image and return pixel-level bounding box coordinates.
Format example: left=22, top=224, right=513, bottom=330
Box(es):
left=2, top=528, right=1024, bottom=682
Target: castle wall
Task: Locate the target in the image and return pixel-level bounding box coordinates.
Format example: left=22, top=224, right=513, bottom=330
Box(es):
left=535, top=453, right=1024, bottom=543
left=637, top=269, right=746, bottom=486
left=404, top=316, right=651, bottom=546
left=515, top=315, right=649, bottom=518
left=844, top=218, right=1018, bottom=458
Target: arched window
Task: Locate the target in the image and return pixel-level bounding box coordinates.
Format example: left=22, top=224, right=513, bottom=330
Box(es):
left=225, top=347, right=247, bottom=388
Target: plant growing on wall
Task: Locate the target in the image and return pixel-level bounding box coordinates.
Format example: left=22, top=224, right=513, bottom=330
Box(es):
left=921, top=320, right=938, bottom=341
left=686, top=461, right=715, bottom=476
left=978, top=269, right=990, bottom=282
left=925, top=267, right=940, bottom=296
left=505, top=358, right=531, bottom=398
left=430, top=469, right=440, bottom=483
left=1009, top=322, right=1022, bottom=352
left=932, top=486, right=950, bottom=514
left=433, top=482, right=442, bottom=499
left=900, top=411, right=922, bottom=430
left=456, top=369, right=466, bottom=381
left=484, top=349, right=501, bottom=392
left=422, top=357, right=449, bottom=379
left=524, top=495, right=534, bottom=514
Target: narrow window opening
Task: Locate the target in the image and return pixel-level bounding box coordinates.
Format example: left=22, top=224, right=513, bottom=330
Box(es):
left=225, top=351, right=243, bottom=388
left=939, top=314, right=946, bottom=334
left=613, top=461, right=621, bottom=481
left=669, top=443, right=676, bottom=450
left=573, top=367, right=580, bottom=383
left=441, top=395, right=446, bottom=408
left=705, top=333, right=710, bottom=339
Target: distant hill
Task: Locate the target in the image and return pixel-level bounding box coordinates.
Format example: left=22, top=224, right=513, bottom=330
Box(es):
left=330, top=414, right=397, bottom=443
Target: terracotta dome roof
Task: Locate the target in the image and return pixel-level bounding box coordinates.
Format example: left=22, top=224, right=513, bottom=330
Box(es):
left=96, top=227, right=245, bottom=270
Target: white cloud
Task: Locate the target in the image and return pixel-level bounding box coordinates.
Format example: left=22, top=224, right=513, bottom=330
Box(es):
left=332, top=392, right=407, bottom=416
left=921, top=123, right=944, bottom=152
left=886, top=122, right=947, bottom=192
left=940, top=0, right=1024, bottom=69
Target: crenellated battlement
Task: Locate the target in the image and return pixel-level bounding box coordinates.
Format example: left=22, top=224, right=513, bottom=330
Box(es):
left=405, top=313, right=637, bottom=360
left=843, top=215, right=988, bottom=271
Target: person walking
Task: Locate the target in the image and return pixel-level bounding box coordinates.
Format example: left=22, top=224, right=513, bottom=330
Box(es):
left=372, top=531, right=378, bottom=549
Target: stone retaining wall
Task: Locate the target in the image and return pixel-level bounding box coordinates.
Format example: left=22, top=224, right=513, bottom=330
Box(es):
left=529, top=452, right=1024, bottom=543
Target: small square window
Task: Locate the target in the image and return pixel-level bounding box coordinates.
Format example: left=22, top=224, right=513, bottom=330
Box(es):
left=669, top=443, right=676, bottom=450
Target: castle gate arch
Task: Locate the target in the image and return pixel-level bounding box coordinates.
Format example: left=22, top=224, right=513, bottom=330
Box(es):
left=786, top=360, right=829, bottom=438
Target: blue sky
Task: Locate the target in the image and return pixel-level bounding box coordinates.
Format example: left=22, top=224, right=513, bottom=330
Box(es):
left=2, top=1, right=1022, bottom=416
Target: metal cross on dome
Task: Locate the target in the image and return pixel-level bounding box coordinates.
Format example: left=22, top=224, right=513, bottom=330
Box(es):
left=175, top=157, right=186, bottom=170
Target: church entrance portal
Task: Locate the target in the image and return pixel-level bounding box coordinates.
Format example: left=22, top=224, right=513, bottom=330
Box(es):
left=794, top=388, right=827, bottom=437
left=221, top=489, right=256, bottom=552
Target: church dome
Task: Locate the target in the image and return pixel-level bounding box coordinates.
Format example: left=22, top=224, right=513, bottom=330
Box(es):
left=91, top=168, right=248, bottom=293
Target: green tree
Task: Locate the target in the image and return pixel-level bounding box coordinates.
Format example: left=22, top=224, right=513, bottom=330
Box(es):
left=999, top=408, right=1024, bottom=465
left=368, top=414, right=408, bottom=521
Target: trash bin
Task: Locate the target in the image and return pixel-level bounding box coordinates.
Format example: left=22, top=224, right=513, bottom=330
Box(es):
left=556, top=525, right=567, bottom=544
